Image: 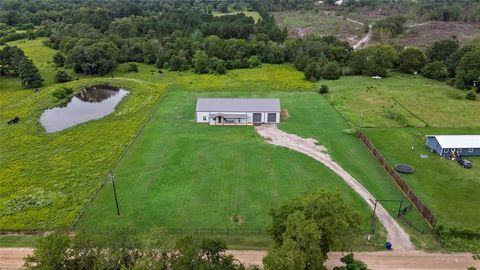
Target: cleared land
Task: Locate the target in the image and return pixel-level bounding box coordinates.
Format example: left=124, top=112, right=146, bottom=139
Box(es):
left=395, top=21, right=480, bottom=48
left=364, top=127, right=480, bottom=232
left=272, top=10, right=363, bottom=41
left=0, top=39, right=315, bottom=232
left=212, top=11, right=261, bottom=22
left=0, top=38, right=441, bottom=250
left=76, top=91, right=374, bottom=234
left=255, top=125, right=413, bottom=250
left=77, top=90, right=434, bottom=249
left=325, top=72, right=480, bottom=128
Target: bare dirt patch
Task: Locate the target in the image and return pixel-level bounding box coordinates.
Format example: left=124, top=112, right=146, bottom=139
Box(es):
left=230, top=214, right=245, bottom=225
left=1, top=248, right=478, bottom=270
left=228, top=250, right=480, bottom=270
left=396, top=21, right=480, bottom=48
left=255, top=124, right=414, bottom=251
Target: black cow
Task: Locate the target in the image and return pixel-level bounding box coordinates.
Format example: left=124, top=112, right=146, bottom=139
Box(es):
left=7, top=116, right=19, bottom=125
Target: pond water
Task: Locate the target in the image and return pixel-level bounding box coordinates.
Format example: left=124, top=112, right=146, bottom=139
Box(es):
left=40, top=85, right=128, bottom=133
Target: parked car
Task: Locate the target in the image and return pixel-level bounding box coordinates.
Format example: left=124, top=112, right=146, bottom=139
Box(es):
left=458, top=158, right=472, bottom=168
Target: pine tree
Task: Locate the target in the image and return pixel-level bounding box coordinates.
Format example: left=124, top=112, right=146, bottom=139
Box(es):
left=18, top=57, right=43, bottom=88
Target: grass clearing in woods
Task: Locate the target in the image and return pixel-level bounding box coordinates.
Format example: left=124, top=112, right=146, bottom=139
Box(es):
left=211, top=11, right=262, bottom=23
left=324, top=72, right=480, bottom=128
left=272, top=10, right=363, bottom=40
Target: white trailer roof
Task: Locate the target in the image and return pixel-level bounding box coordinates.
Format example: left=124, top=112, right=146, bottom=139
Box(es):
left=196, top=98, right=280, bottom=112
left=427, top=135, right=480, bottom=148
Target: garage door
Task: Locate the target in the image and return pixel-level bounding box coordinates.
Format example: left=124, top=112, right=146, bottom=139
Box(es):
left=253, top=113, right=262, bottom=123
left=267, top=113, right=277, bottom=123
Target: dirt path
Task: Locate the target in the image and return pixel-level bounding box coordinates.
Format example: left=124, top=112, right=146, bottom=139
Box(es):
left=0, top=248, right=30, bottom=269
left=353, top=24, right=372, bottom=50
left=255, top=125, right=414, bottom=251
left=2, top=248, right=477, bottom=270
left=408, top=22, right=431, bottom=28
left=292, top=26, right=313, bottom=38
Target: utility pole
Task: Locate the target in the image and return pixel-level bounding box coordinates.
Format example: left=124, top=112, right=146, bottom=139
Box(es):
left=371, top=199, right=378, bottom=234
left=109, top=171, right=120, bottom=216
left=411, top=134, right=417, bottom=151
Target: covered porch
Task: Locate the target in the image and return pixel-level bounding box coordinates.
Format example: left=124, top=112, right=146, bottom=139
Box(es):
left=209, top=113, right=251, bottom=125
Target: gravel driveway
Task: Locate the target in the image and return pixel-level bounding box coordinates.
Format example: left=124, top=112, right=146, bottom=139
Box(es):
left=255, top=125, right=414, bottom=251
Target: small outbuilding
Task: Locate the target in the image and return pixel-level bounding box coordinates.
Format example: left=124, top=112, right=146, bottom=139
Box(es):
left=195, top=98, right=281, bottom=125
left=426, top=135, right=480, bottom=156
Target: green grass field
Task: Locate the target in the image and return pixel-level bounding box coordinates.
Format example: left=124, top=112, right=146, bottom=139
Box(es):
left=272, top=10, right=363, bottom=40
left=364, top=127, right=480, bottom=231
left=0, top=38, right=446, bottom=250
left=212, top=11, right=261, bottom=22
left=325, top=72, right=480, bottom=128
left=76, top=91, right=374, bottom=231
left=0, top=38, right=317, bottom=232
left=76, top=89, right=437, bottom=249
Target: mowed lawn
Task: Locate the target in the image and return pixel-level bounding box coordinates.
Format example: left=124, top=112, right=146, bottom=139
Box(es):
left=325, top=73, right=480, bottom=128
left=76, top=91, right=373, bottom=231
left=364, top=127, right=480, bottom=231
left=77, top=90, right=437, bottom=248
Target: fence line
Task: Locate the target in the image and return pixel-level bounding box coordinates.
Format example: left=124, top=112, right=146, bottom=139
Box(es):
left=356, top=129, right=437, bottom=227
left=68, top=86, right=167, bottom=230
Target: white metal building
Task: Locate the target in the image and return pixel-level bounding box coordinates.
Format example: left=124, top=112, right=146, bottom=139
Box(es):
left=195, top=98, right=281, bottom=125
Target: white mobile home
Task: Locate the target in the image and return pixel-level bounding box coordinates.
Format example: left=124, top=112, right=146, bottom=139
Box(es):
left=195, top=98, right=281, bottom=125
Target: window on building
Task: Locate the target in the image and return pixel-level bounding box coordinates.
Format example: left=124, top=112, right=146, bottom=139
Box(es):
left=203, top=116, right=206, bottom=121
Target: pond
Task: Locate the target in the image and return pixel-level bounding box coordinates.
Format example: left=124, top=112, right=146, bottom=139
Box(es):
left=40, top=85, right=128, bottom=133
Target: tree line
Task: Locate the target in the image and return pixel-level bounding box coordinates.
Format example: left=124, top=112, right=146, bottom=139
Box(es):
left=0, top=45, right=43, bottom=88
left=348, top=37, right=480, bottom=98
left=25, top=190, right=369, bottom=270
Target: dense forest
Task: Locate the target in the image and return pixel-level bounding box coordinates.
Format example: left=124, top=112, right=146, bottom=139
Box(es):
left=1, top=0, right=480, bottom=93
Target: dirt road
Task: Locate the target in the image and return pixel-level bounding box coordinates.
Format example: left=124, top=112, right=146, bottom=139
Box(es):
left=353, top=24, right=372, bottom=50
left=229, top=250, right=480, bottom=269
left=255, top=125, right=414, bottom=251
left=1, top=248, right=478, bottom=269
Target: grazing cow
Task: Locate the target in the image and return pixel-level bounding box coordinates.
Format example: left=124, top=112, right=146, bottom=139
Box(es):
left=7, top=116, right=20, bottom=125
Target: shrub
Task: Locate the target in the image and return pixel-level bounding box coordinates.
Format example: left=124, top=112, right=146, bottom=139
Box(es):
left=466, top=90, right=477, bottom=100
left=126, top=62, right=139, bottom=72
left=422, top=61, right=448, bottom=81
left=52, top=52, right=66, bottom=67
left=322, top=61, right=341, bottom=80
left=304, top=62, right=322, bottom=82
left=52, top=87, right=74, bottom=99
left=54, top=70, right=72, bottom=83
left=208, top=57, right=227, bottom=74
left=246, top=55, right=261, bottom=68
left=215, top=60, right=227, bottom=74
left=342, top=129, right=356, bottom=136
left=319, top=84, right=329, bottom=94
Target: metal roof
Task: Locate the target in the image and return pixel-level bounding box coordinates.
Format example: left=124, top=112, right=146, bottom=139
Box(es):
left=427, top=135, right=480, bottom=148
left=196, top=98, right=281, bottom=112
